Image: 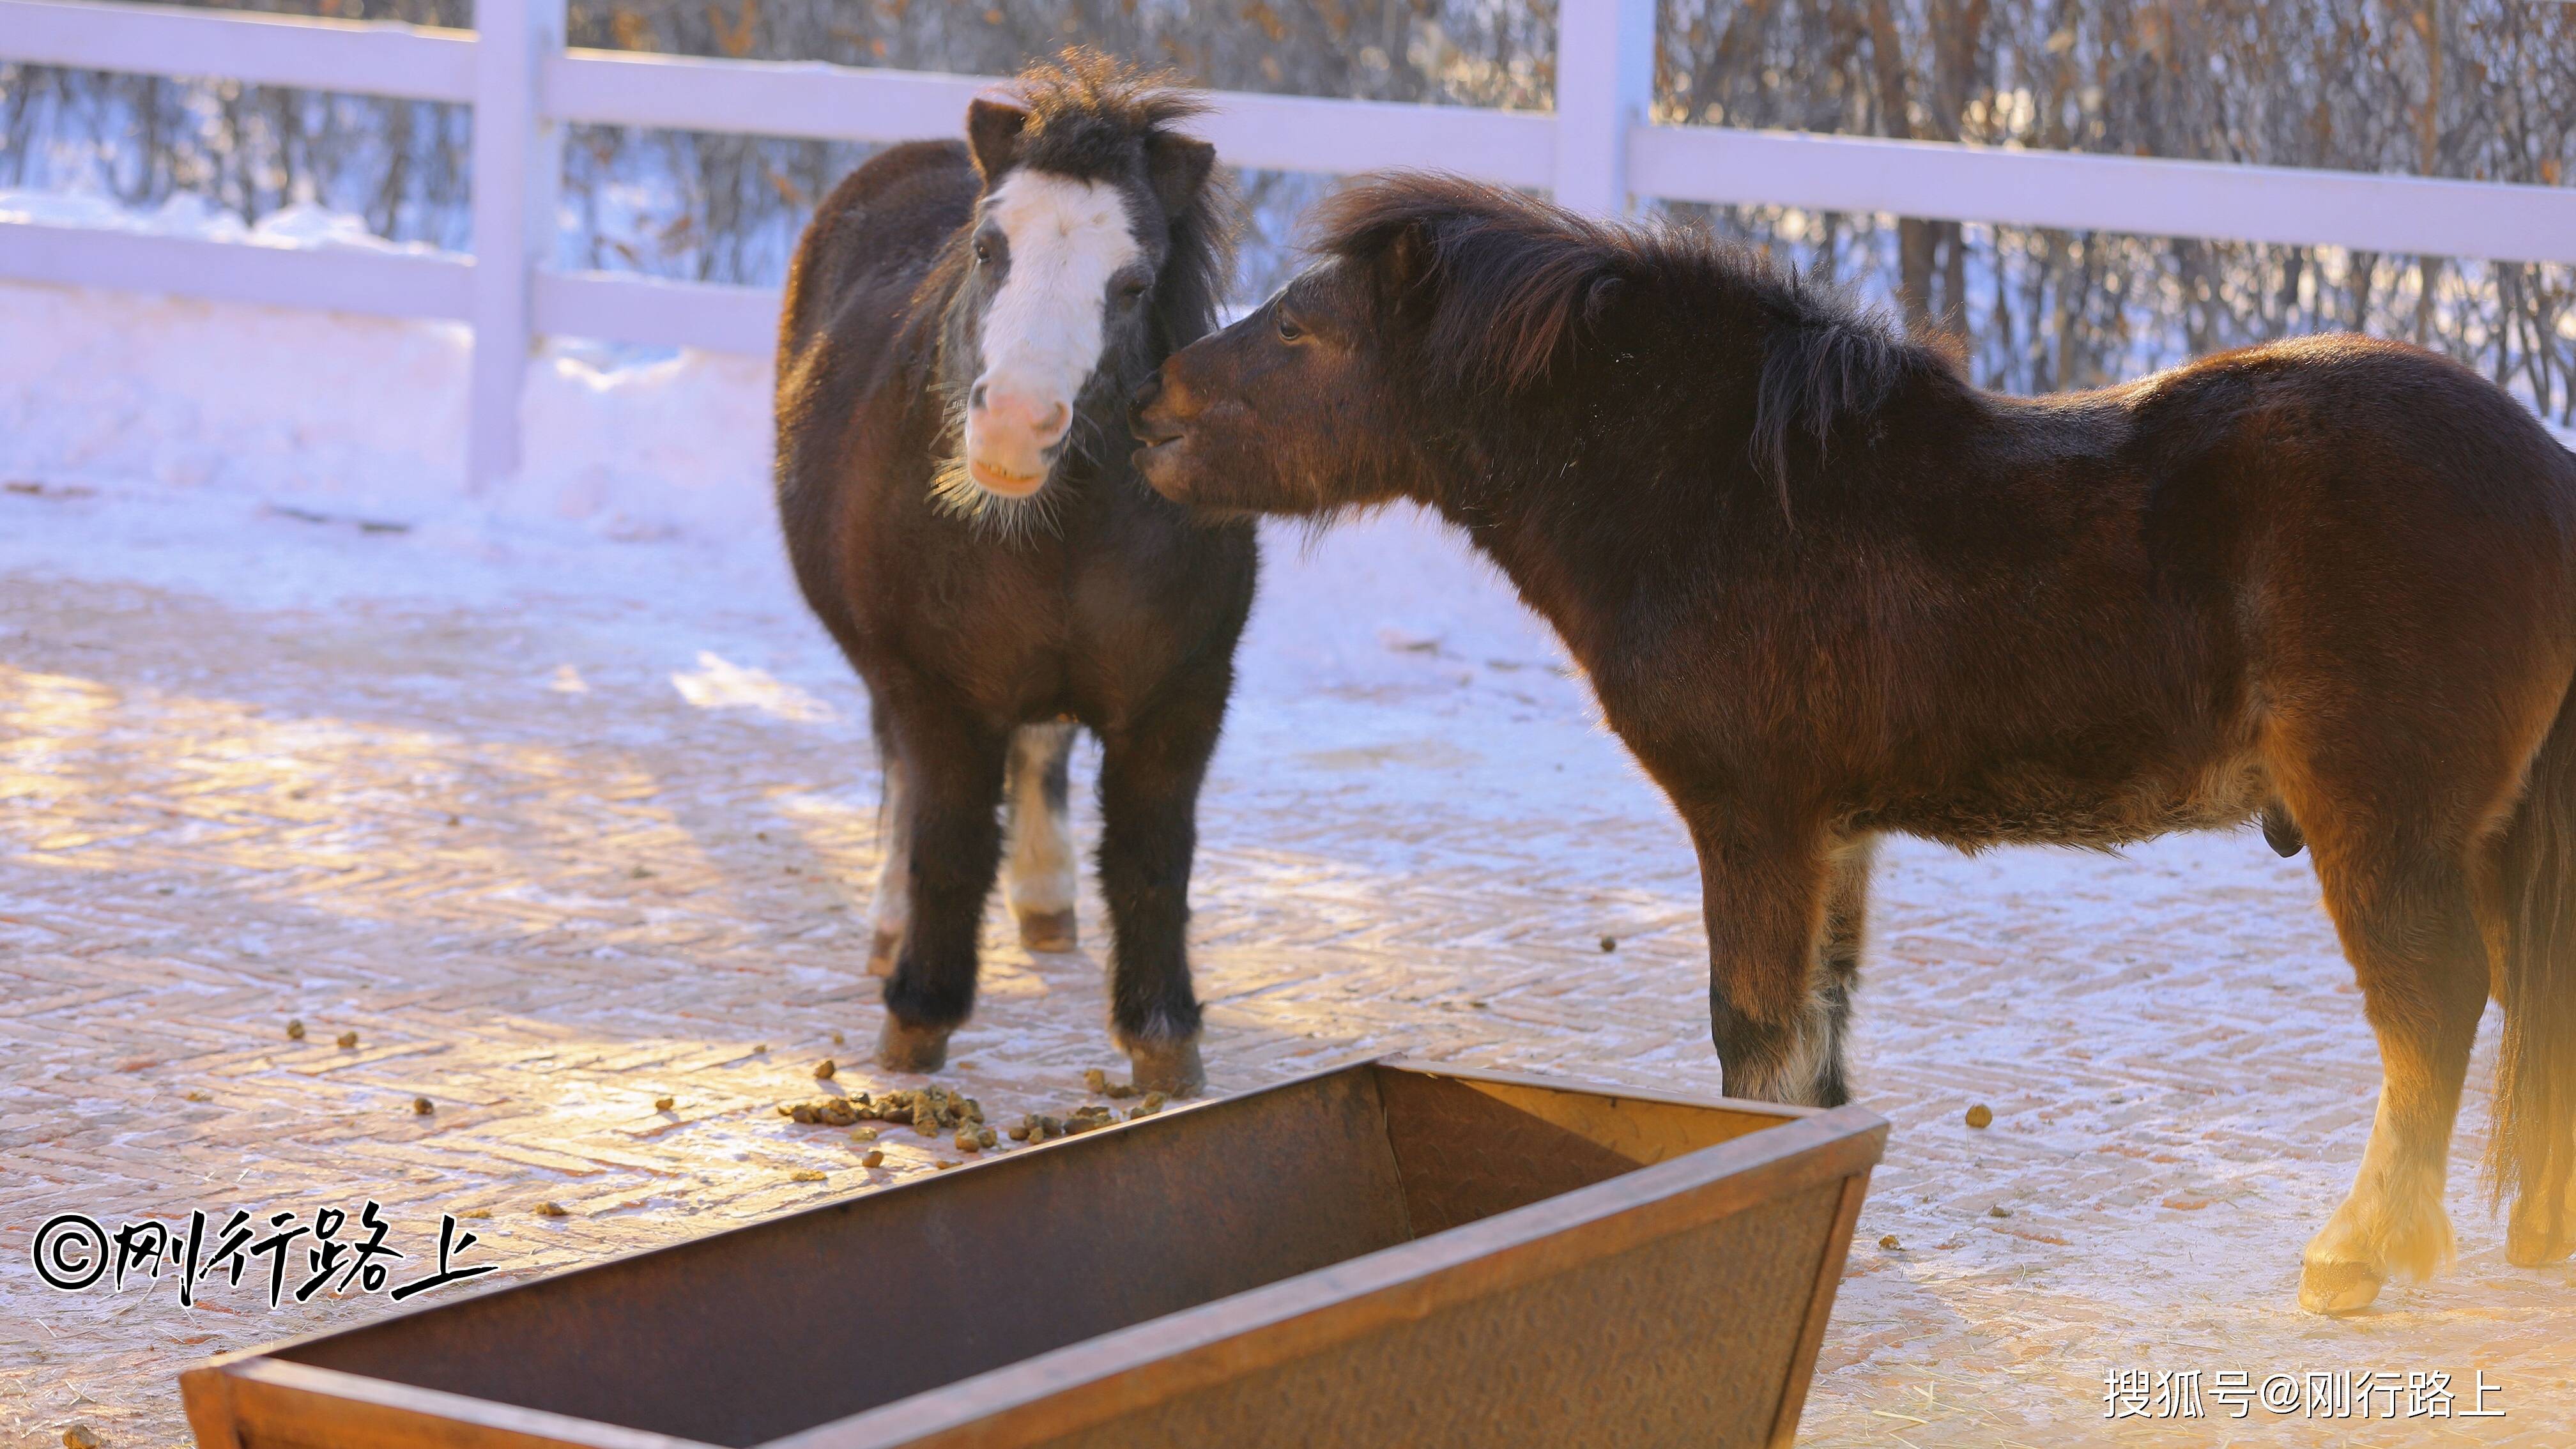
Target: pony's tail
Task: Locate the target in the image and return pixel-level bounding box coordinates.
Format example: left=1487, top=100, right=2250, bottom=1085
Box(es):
left=2492, top=683, right=2576, bottom=1266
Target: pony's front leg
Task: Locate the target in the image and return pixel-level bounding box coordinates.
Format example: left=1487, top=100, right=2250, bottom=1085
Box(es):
left=1686, top=805, right=1850, bottom=1107
left=1094, top=681, right=1226, bottom=1096
left=876, top=704, right=1009, bottom=1074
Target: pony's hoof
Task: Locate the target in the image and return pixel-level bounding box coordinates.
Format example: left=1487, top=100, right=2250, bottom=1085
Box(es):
left=1125, top=1036, right=1205, bottom=1097
left=2504, top=1212, right=2574, bottom=1268
left=2298, top=1258, right=2382, bottom=1314
left=1016, top=909, right=1078, bottom=953
left=876, top=1016, right=950, bottom=1074
left=866, top=929, right=900, bottom=978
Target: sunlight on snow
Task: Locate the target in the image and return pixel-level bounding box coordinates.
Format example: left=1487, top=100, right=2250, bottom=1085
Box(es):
left=668, top=651, right=836, bottom=724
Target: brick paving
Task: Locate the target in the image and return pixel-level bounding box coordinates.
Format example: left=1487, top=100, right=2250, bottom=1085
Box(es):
left=3, top=496, right=2572, bottom=1447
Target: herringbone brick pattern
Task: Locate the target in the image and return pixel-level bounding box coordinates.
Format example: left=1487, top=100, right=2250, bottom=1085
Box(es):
left=3, top=533, right=2571, bottom=1447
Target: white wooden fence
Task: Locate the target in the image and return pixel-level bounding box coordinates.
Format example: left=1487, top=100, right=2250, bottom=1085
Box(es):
left=4, top=0, right=2575, bottom=489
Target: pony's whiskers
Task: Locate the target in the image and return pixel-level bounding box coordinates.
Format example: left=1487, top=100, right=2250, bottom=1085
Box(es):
left=928, top=390, right=1073, bottom=543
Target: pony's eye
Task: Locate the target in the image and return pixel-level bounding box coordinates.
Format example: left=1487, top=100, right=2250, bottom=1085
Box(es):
left=1276, top=310, right=1303, bottom=342
left=972, top=238, right=993, bottom=264
left=1119, top=277, right=1149, bottom=302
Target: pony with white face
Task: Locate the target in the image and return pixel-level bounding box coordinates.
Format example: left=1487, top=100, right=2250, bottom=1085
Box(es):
left=774, top=52, right=1254, bottom=1094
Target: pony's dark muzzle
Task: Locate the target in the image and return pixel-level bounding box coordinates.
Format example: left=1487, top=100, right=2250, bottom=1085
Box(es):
left=1128, top=371, right=1176, bottom=444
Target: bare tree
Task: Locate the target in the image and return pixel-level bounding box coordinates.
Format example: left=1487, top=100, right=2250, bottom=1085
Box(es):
left=1659, top=0, right=2575, bottom=418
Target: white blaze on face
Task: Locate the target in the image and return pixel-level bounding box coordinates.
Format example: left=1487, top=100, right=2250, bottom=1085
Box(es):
left=965, top=171, right=1142, bottom=497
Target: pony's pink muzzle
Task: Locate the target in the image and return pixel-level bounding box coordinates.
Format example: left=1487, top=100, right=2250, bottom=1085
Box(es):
left=964, top=385, right=1071, bottom=497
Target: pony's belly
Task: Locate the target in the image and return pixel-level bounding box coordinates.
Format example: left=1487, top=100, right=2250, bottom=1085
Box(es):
left=1859, top=749, right=2271, bottom=850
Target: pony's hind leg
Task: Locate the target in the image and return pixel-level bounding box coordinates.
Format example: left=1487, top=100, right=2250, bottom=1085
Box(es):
left=2511, top=1145, right=2576, bottom=1267
left=1094, top=676, right=1227, bottom=1096
left=2295, top=836, right=2490, bottom=1313
left=875, top=700, right=1009, bottom=1074
left=1004, top=722, right=1080, bottom=952
left=866, top=755, right=910, bottom=977
left=2492, top=694, right=2576, bottom=1269
left=1811, top=834, right=1876, bottom=1108
left=2503, top=1063, right=2576, bottom=1269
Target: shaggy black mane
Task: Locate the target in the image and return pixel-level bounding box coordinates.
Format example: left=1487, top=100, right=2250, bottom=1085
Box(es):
left=1313, top=173, right=1951, bottom=503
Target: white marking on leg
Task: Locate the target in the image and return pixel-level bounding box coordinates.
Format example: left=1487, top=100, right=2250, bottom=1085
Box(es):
left=868, top=763, right=910, bottom=975
left=1006, top=723, right=1078, bottom=919
left=1723, top=991, right=1836, bottom=1107
left=2306, top=1089, right=2456, bottom=1287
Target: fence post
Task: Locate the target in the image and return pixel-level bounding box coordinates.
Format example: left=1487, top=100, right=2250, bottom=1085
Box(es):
left=1552, top=0, right=1656, bottom=216
left=467, top=0, right=564, bottom=493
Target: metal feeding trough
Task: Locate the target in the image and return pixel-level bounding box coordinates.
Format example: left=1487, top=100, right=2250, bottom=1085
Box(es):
left=181, top=1059, right=1886, bottom=1449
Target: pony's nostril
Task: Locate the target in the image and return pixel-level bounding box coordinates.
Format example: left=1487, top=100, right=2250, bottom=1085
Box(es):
left=977, top=388, right=1069, bottom=441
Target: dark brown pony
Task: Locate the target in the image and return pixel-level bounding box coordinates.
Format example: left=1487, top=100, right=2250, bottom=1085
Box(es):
left=1132, top=173, right=2576, bottom=1311
left=775, top=55, right=1254, bottom=1093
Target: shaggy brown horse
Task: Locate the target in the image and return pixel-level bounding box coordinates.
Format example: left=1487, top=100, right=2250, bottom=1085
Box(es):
left=775, top=56, right=1254, bottom=1093
left=1131, top=173, right=2576, bottom=1312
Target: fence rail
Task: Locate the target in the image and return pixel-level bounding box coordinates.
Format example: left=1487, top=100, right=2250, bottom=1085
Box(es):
left=3, top=0, right=2573, bottom=487
left=3, top=0, right=472, bottom=100
left=0, top=218, right=468, bottom=319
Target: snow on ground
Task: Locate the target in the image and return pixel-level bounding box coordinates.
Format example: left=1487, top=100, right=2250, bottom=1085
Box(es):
left=0, top=188, right=449, bottom=254
left=6, top=211, right=2576, bottom=1445
left=0, top=251, right=773, bottom=552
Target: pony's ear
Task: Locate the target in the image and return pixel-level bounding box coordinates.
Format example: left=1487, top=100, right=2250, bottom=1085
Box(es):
left=1145, top=132, right=1216, bottom=218
left=1370, top=218, right=1438, bottom=309
left=967, top=97, right=1030, bottom=182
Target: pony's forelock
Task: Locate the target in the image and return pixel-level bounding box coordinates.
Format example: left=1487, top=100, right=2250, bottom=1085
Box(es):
left=1005, top=49, right=1237, bottom=348
left=914, top=49, right=1242, bottom=540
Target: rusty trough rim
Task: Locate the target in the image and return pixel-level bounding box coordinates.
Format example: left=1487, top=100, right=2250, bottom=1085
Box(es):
left=185, top=1357, right=719, bottom=1449
left=765, top=1094, right=1885, bottom=1449
left=178, top=1058, right=1886, bottom=1449
left=1379, top=1056, right=1826, bottom=1123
